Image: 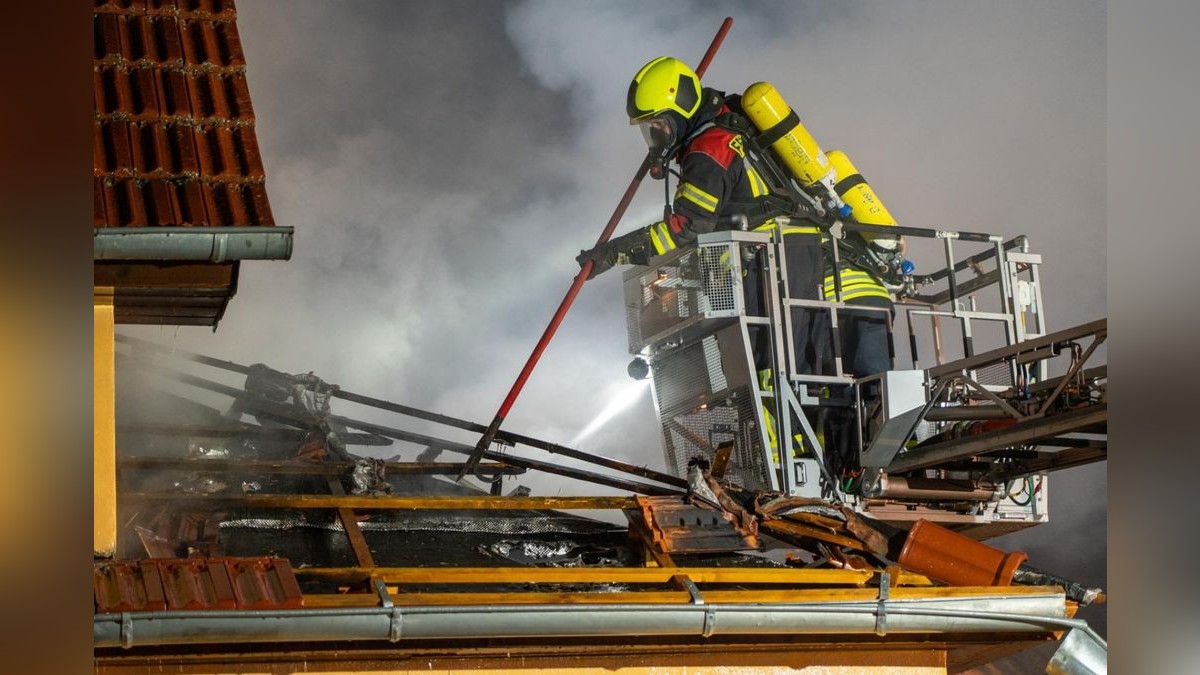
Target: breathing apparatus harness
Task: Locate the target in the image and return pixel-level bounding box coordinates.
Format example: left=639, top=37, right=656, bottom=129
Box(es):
left=650, top=91, right=910, bottom=292
left=712, top=99, right=911, bottom=292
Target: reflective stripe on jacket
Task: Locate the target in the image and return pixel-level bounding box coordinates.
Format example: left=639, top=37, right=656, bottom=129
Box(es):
left=822, top=267, right=891, bottom=302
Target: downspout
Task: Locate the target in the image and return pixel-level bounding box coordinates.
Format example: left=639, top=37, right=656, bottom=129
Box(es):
left=94, top=227, right=293, bottom=262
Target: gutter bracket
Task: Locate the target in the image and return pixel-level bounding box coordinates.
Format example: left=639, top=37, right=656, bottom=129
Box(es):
left=875, top=571, right=890, bottom=636
left=121, top=612, right=133, bottom=649
left=675, top=574, right=716, bottom=638
left=373, top=577, right=393, bottom=608
left=373, top=577, right=403, bottom=642
left=703, top=605, right=717, bottom=638
left=676, top=574, right=705, bottom=606
left=213, top=232, right=228, bottom=262
left=388, top=607, right=403, bottom=643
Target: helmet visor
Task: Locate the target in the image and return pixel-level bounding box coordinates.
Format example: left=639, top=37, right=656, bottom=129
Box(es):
left=637, top=115, right=678, bottom=156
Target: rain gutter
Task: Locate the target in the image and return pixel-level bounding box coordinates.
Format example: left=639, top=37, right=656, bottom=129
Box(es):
left=94, top=227, right=293, bottom=263
left=95, top=594, right=1086, bottom=648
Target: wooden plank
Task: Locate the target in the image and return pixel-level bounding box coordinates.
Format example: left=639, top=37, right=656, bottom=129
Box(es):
left=761, top=519, right=869, bottom=553
left=300, top=584, right=1063, bottom=608
left=327, top=477, right=374, bottom=568
left=121, top=493, right=635, bottom=510
left=295, top=566, right=878, bottom=586
left=120, top=457, right=524, bottom=475
left=95, top=261, right=235, bottom=288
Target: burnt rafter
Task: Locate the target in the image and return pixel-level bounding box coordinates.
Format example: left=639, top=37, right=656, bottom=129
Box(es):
left=116, top=337, right=685, bottom=496
left=117, top=333, right=686, bottom=489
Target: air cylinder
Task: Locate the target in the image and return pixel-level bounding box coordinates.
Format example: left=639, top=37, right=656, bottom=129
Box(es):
left=741, top=82, right=842, bottom=210
left=827, top=149, right=898, bottom=249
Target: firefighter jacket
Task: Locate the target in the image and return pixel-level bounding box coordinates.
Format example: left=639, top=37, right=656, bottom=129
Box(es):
left=644, top=108, right=820, bottom=257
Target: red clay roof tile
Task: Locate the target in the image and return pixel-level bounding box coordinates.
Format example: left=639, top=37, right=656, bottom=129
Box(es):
left=93, top=0, right=273, bottom=231
left=95, top=558, right=302, bottom=612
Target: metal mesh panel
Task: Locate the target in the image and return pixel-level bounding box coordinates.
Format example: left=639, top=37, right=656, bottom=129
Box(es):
left=652, top=339, right=716, bottom=416
left=975, top=361, right=1014, bottom=388
left=658, top=386, right=771, bottom=490
left=653, top=336, right=772, bottom=490
left=624, top=243, right=740, bottom=353
left=699, top=244, right=737, bottom=313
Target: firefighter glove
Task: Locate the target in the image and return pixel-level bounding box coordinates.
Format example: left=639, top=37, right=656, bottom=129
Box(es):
left=577, top=244, right=616, bottom=280
left=576, top=229, right=652, bottom=280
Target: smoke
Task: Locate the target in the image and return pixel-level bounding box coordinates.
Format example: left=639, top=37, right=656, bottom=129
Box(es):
left=119, top=0, right=1106, bottom=639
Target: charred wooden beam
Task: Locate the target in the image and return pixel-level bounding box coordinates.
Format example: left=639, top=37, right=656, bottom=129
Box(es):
left=117, top=357, right=677, bottom=494
left=327, top=477, right=375, bottom=568
left=121, top=494, right=637, bottom=511
left=116, top=335, right=687, bottom=489
left=118, top=423, right=393, bottom=446
left=119, top=457, right=525, bottom=476
left=294, top=565, right=882, bottom=586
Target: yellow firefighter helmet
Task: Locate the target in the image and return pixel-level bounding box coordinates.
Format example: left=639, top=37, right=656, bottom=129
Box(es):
left=627, top=56, right=703, bottom=161
left=626, top=56, right=702, bottom=122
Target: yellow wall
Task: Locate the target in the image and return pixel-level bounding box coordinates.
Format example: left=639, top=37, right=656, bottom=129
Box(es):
left=94, top=290, right=116, bottom=557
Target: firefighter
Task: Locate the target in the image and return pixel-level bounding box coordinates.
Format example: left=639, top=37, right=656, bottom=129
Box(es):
left=818, top=150, right=902, bottom=479
left=821, top=243, right=895, bottom=380
left=576, top=56, right=829, bottom=375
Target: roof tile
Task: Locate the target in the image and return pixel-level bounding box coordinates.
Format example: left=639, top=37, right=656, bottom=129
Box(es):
left=129, top=15, right=157, bottom=61
left=247, top=183, right=274, bottom=225
left=94, top=560, right=168, bottom=613
left=159, top=69, right=190, bottom=117
left=103, top=120, right=135, bottom=176
left=201, top=183, right=226, bottom=225
left=220, top=19, right=245, bottom=66
left=94, top=0, right=274, bottom=233
left=93, top=121, right=107, bottom=174
left=159, top=13, right=184, bottom=62
left=94, top=178, right=107, bottom=227
left=131, top=67, right=160, bottom=117
left=185, top=70, right=214, bottom=119
left=96, top=13, right=124, bottom=59
left=160, top=558, right=237, bottom=610
left=99, top=178, right=121, bottom=224
left=177, top=179, right=207, bottom=225
left=239, top=125, right=264, bottom=176
left=169, top=123, right=199, bottom=173
left=95, top=558, right=303, bottom=612
left=148, top=178, right=179, bottom=225
left=228, top=72, right=254, bottom=120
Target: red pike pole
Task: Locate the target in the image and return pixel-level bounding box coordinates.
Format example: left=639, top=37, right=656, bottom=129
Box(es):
left=459, top=17, right=734, bottom=481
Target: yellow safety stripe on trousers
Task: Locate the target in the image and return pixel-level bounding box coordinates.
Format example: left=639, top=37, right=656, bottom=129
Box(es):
left=823, top=269, right=890, bottom=301
left=649, top=221, right=677, bottom=255
left=677, top=182, right=719, bottom=213
left=760, top=403, right=806, bottom=460
left=758, top=368, right=773, bottom=392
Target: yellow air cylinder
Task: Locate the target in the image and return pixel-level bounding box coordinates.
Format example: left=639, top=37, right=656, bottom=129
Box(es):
left=741, top=81, right=836, bottom=195
left=827, top=149, right=898, bottom=248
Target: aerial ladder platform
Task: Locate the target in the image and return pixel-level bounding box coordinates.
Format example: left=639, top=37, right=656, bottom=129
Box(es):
left=621, top=223, right=1106, bottom=539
